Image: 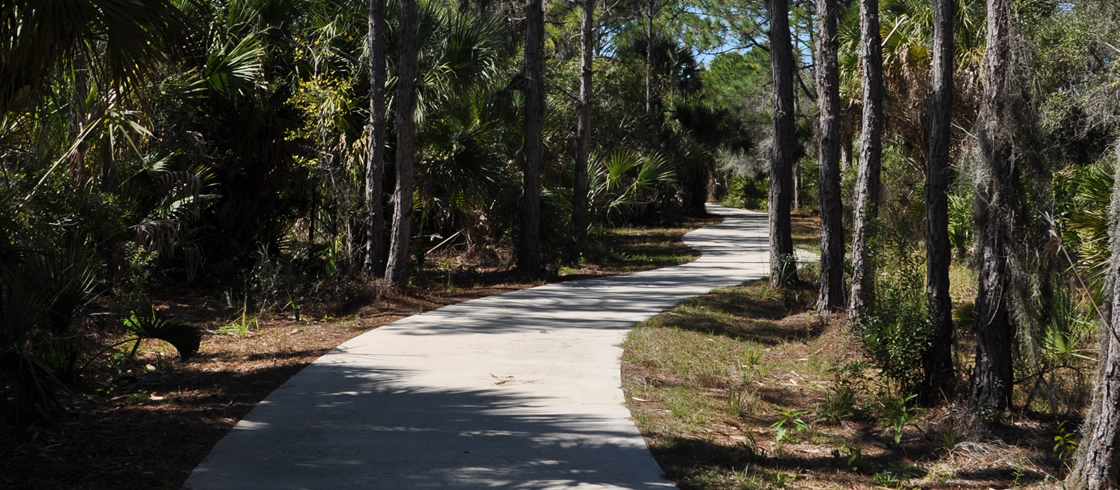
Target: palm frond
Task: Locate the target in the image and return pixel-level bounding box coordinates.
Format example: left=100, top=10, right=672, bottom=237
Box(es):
left=122, top=306, right=201, bottom=360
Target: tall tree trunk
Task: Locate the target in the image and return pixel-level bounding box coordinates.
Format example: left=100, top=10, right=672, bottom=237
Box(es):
left=971, top=0, right=1015, bottom=410
left=815, top=0, right=843, bottom=312
left=793, top=162, right=801, bottom=211
left=364, top=0, right=387, bottom=278
left=922, top=0, right=954, bottom=402
left=385, top=0, right=419, bottom=286
left=840, top=105, right=853, bottom=174
left=1069, top=149, right=1120, bottom=486
left=645, top=0, right=653, bottom=114
left=848, top=0, right=883, bottom=317
left=768, top=0, right=796, bottom=286
left=519, top=0, right=544, bottom=275
left=571, top=0, right=594, bottom=258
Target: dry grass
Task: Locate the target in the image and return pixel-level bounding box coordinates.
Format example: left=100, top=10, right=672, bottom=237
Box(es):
left=0, top=216, right=719, bottom=490
left=791, top=214, right=820, bottom=253
left=621, top=275, right=1072, bottom=489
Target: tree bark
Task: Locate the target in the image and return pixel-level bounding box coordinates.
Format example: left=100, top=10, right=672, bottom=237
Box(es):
left=645, top=0, right=653, bottom=114
left=922, top=0, right=955, bottom=402
left=840, top=105, right=853, bottom=174
left=571, top=0, right=594, bottom=258
left=815, top=0, right=843, bottom=312
left=768, top=0, right=796, bottom=286
left=364, top=0, right=387, bottom=278
left=385, top=0, right=419, bottom=286
left=971, top=0, right=1015, bottom=410
left=1069, top=151, right=1120, bottom=487
left=519, top=0, right=544, bottom=275
left=848, top=0, right=883, bottom=318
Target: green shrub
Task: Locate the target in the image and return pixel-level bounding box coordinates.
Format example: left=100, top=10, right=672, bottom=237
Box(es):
left=854, top=235, right=932, bottom=396
left=728, top=173, right=768, bottom=210
left=818, top=359, right=872, bottom=424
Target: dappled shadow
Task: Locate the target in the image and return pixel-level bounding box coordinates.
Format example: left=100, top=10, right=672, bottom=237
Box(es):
left=382, top=208, right=772, bottom=338
left=649, top=435, right=928, bottom=486
left=185, top=364, right=672, bottom=489
left=0, top=360, right=323, bottom=489
left=689, top=286, right=791, bottom=320
left=182, top=205, right=774, bottom=489
left=951, top=467, right=1049, bottom=486
left=657, top=308, right=823, bottom=347
left=755, top=385, right=825, bottom=411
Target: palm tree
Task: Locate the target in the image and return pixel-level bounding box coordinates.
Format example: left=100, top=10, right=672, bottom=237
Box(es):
left=0, top=0, right=188, bottom=114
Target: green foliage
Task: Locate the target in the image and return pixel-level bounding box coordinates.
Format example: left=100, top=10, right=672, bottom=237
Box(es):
left=831, top=443, right=873, bottom=474
left=768, top=471, right=796, bottom=488
left=728, top=173, right=768, bottom=210
left=121, top=306, right=202, bottom=360
left=587, top=149, right=677, bottom=224
left=218, top=308, right=260, bottom=339
left=771, top=407, right=809, bottom=445
left=1054, top=160, right=1113, bottom=296
left=947, top=192, right=973, bottom=259
left=1, top=247, right=101, bottom=421
left=1053, top=420, right=1077, bottom=461
left=854, top=233, right=931, bottom=396
left=818, top=360, right=872, bottom=424
left=872, top=462, right=922, bottom=489
left=879, top=393, right=922, bottom=445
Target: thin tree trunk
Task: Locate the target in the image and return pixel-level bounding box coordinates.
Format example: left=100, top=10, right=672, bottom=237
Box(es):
left=385, top=0, right=419, bottom=286
left=848, top=0, right=883, bottom=317
left=922, top=0, right=955, bottom=402
left=815, top=0, right=843, bottom=312
left=1069, top=152, right=1120, bottom=485
left=519, top=0, right=544, bottom=275
left=840, top=105, right=853, bottom=174
left=571, top=0, right=594, bottom=258
left=971, top=0, right=1015, bottom=410
left=645, top=0, right=653, bottom=114
left=793, top=162, right=801, bottom=211
left=768, top=0, right=796, bottom=286
left=364, top=0, right=387, bottom=278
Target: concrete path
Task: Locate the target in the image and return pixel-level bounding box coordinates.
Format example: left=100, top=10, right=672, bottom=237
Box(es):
left=185, top=205, right=803, bottom=489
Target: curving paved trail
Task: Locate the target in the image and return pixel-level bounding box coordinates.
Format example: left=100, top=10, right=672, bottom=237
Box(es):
left=185, top=205, right=802, bottom=489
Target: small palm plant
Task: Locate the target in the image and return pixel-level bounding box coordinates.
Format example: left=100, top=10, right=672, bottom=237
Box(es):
left=587, top=149, right=677, bottom=223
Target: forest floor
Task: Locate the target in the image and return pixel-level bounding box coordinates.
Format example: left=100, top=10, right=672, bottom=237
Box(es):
left=7, top=210, right=1068, bottom=490
left=620, top=216, right=1076, bottom=489
left=0, top=216, right=717, bottom=490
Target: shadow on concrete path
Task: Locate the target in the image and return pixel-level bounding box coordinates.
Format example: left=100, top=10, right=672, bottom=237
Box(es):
left=184, top=205, right=782, bottom=489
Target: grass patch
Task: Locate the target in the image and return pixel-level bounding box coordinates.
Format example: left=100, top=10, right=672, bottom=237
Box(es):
left=622, top=269, right=1069, bottom=489
left=791, top=213, right=820, bottom=252
left=580, top=217, right=723, bottom=273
